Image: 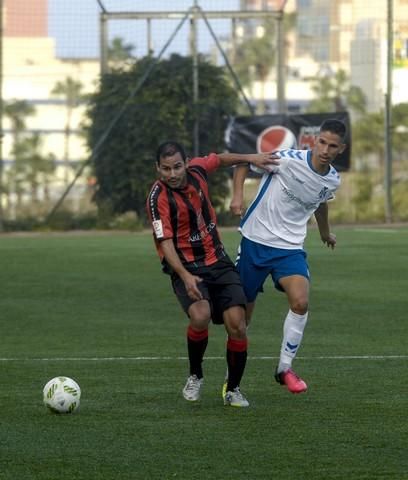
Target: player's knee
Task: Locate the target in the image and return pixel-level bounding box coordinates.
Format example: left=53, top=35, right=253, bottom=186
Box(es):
left=226, top=324, right=247, bottom=339
left=223, top=306, right=247, bottom=338
left=188, top=301, right=211, bottom=328
left=290, top=297, right=308, bottom=315
left=189, top=315, right=211, bottom=330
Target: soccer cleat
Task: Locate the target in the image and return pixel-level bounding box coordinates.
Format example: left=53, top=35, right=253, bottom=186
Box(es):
left=221, top=380, right=227, bottom=400
left=182, top=375, right=203, bottom=402
left=221, top=368, right=228, bottom=399
left=275, top=368, right=307, bottom=394
left=223, top=387, right=250, bottom=407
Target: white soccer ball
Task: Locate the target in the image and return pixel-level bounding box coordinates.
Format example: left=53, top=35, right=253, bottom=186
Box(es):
left=43, top=376, right=81, bottom=414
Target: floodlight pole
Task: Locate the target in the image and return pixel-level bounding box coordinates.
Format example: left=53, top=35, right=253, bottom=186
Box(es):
left=190, top=3, right=200, bottom=156
left=147, top=18, right=152, bottom=54
left=0, top=0, right=4, bottom=231
left=231, top=18, right=237, bottom=64
left=276, top=8, right=286, bottom=113
left=384, top=0, right=393, bottom=223
left=100, top=13, right=109, bottom=75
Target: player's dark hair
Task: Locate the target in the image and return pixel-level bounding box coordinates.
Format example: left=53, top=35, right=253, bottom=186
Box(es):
left=156, top=141, right=187, bottom=164
left=319, top=119, right=347, bottom=142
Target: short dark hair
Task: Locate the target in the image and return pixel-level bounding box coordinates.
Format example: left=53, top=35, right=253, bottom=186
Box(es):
left=156, top=141, right=187, bottom=164
left=319, top=119, right=347, bottom=142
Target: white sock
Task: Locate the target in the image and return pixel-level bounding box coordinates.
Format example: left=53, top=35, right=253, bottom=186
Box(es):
left=278, top=309, right=308, bottom=373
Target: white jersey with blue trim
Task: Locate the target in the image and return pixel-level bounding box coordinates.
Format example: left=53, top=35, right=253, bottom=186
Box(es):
left=240, top=149, right=341, bottom=249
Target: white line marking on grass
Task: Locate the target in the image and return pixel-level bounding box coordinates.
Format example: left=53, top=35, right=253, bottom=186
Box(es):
left=353, top=228, right=399, bottom=234
left=0, top=355, right=407, bottom=362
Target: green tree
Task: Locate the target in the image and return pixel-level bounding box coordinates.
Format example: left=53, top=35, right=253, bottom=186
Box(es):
left=85, top=54, right=239, bottom=220
left=51, top=77, right=84, bottom=186
left=350, top=104, right=408, bottom=222
left=8, top=134, right=56, bottom=211
left=352, top=111, right=384, bottom=166
left=392, top=103, right=408, bottom=158
left=4, top=99, right=35, bottom=142
left=108, top=36, right=136, bottom=70
left=233, top=19, right=276, bottom=113
left=232, top=14, right=295, bottom=114
left=2, top=100, right=36, bottom=217
left=307, top=69, right=366, bottom=115
left=352, top=104, right=408, bottom=167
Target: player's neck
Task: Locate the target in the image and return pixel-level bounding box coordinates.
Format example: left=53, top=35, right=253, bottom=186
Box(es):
left=310, top=155, right=330, bottom=175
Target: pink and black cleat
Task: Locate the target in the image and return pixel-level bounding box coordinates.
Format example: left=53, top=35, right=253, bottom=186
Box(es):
left=275, top=368, right=308, bottom=394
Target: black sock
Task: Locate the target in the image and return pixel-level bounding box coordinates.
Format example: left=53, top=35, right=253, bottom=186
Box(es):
left=226, top=337, right=248, bottom=391
left=187, top=326, right=208, bottom=379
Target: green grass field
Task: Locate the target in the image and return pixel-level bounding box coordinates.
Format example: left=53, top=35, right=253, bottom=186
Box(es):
left=1, top=226, right=407, bottom=480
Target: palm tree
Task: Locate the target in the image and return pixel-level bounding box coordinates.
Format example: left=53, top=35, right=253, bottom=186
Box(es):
left=9, top=134, right=56, bottom=209
left=51, top=77, right=84, bottom=186
left=232, top=13, right=296, bottom=114
left=3, top=100, right=36, bottom=218
left=4, top=99, right=35, bottom=143
left=233, top=19, right=277, bottom=113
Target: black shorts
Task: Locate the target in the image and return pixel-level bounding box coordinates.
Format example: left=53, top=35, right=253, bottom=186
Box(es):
left=171, top=256, right=247, bottom=324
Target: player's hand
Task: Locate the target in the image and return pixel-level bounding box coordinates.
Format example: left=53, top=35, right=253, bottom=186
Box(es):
left=230, top=194, right=245, bottom=216
left=250, top=151, right=280, bottom=171
left=322, top=233, right=336, bottom=249
left=182, top=273, right=203, bottom=301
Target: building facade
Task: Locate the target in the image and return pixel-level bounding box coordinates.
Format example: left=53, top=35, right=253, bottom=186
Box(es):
left=3, top=0, right=99, bottom=209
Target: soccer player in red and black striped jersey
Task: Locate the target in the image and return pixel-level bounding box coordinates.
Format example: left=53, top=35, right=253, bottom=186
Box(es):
left=146, top=140, right=279, bottom=407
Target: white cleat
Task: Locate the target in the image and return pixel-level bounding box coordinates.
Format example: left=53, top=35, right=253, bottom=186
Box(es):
left=182, top=375, right=203, bottom=402
left=223, top=387, right=249, bottom=407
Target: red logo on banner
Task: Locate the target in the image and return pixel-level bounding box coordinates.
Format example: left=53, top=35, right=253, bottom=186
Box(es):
left=256, top=126, right=297, bottom=153
left=298, top=134, right=316, bottom=150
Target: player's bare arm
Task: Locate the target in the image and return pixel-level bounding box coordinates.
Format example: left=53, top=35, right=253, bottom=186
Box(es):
left=218, top=152, right=279, bottom=170
left=314, top=202, right=336, bottom=249
left=160, top=239, right=203, bottom=301
left=230, top=164, right=249, bottom=216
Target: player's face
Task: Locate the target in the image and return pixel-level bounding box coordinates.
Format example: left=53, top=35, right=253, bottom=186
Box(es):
left=156, top=152, right=188, bottom=189
left=312, top=131, right=346, bottom=173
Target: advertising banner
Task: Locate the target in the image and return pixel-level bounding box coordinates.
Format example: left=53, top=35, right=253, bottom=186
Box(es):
left=226, top=112, right=351, bottom=171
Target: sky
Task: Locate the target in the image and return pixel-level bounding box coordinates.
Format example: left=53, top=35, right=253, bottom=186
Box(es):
left=48, top=0, right=240, bottom=59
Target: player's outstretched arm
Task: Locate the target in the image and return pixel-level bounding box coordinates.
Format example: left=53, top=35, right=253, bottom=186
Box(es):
left=314, top=202, right=337, bottom=249
left=218, top=152, right=279, bottom=170
left=230, top=164, right=249, bottom=216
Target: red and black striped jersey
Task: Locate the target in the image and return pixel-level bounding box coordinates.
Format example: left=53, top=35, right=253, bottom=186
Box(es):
left=146, top=153, right=227, bottom=272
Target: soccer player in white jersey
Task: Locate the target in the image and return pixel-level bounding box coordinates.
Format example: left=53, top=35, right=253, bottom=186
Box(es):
left=230, top=119, right=347, bottom=394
